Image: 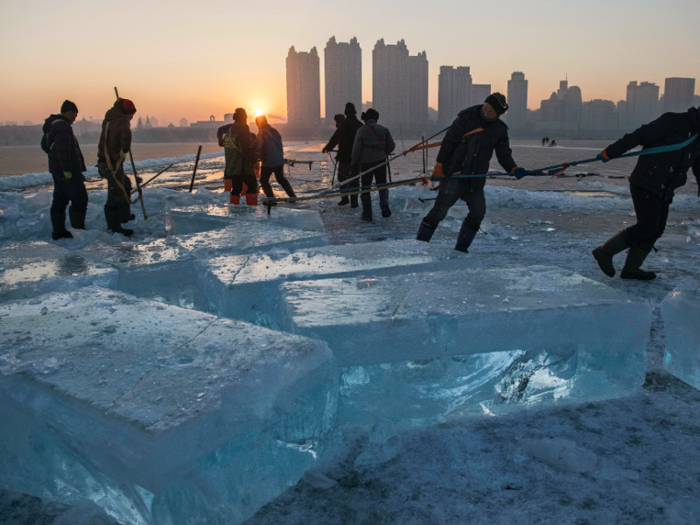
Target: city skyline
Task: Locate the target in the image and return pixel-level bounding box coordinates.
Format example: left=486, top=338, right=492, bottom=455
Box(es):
left=1, top=0, right=699, bottom=124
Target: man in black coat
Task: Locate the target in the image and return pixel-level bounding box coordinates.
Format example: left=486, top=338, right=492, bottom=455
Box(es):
left=322, top=102, right=364, bottom=207
left=593, top=106, right=700, bottom=280
left=416, top=93, right=527, bottom=252
left=40, top=100, right=88, bottom=240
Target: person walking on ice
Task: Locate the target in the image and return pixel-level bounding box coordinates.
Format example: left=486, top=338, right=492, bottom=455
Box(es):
left=593, top=105, right=700, bottom=280
left=255, top=114, right=296, bottom=205
left=416, top=93, right=527, bottom=252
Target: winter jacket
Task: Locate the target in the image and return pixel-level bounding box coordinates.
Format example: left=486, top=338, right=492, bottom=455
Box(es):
left=605, top=107, right=700, bottom=199
left=40, top=115, right=86, bottom=175
left=324, top=115, right=363, bottom=163
left=437, top=105, right=517, bottom=190
left=98, top=106, right=132, bottom=164
left=351, top=120, right=396, bottom=166
left=222, top=121, right=258, bottom=177
left=256, top=125, right=285, bottom=167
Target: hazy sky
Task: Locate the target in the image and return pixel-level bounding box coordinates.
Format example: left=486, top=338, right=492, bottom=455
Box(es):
left=1, top=0, right=698, bottom=125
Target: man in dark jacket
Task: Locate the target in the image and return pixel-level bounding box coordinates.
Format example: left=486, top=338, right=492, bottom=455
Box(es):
left=255, top=115, right=295, bottom=204
left=41, top=100, right=87, bottom=240
left=323, top=103, right=364, bottom=207
left=416, top=93, right=527, bottom=252
left=592, top=106, right=700, bottom=280
left=97, top=98, right=138, bottom=236
left=217, top=108, right=259, bottom=205
left=350, top=108, right=396, bottom=221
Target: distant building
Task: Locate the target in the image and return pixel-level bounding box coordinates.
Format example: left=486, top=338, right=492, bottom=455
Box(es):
left=536, top=79, right=582, bottom=133
left=180, top=118, right=188, bottom=127
left=150, top=116, right=159, bottom=128
left=73, top=117, right=101, bottom=135
left=190, top=115, right=226, bottom=128
left=23, top=120, right=33, bottom=126
left=372, top=39, right=428, bottom=131
left=470, top=84, right=491, bottom=107
left=223, top=113, right=234, bottom=124
left=427, top=106, right=438, bottom=123
left=579, top=99, right=618, bottom=131
left=506, top=72, right=528, bottom=129
left=324, top=36, right=362, bottom=122
left=664, top=77, right=696, bottom=114
left=624, top=81, right=660, bottom=130
left=5, top=121, right=18, bottom=126
left=362, top=101, right=372, bottom=112
left=286, top=46, right=321, bottom=129
left=144, top=116, right=153, bottom=130
left=438, top=66, right=472, bottom=127
left=694, top=94, right=700, bottom=107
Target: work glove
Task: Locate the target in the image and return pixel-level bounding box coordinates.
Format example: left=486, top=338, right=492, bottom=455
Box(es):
left=512, top=167, right=528, bottom=180
left=432, top=162, right=444, bottom=178
left=322, top=146, right=330, bottom=154
left=121, top=151, right=127, bottom=160
left=135, top=175, right=143, bottom=185
left=62, top=171, right=72, bottom=180
left=596, top=150, right=610, bottom=163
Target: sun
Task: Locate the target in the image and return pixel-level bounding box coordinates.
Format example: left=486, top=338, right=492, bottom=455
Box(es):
left=255, top=108, right=263, bottom=117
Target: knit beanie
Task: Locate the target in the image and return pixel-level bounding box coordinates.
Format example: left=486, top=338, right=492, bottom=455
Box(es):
left=60, top=100, right=78, bottom=113
left=117, top=98, right=137, bottom=114
left=344, top=103, right=357, bottom=116
left=485, top=93, right=508, bottom=115
left=363, top=108, right=379, bottom=122
left=233, top=108, right=247, bottom=122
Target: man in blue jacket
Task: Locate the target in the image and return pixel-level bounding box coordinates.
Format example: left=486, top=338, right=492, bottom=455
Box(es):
left=416, top=93, right=527, bottom=252
left=40, top=100, right=87, bottom=240
left=255, top=115, right=296, bottom=204
left=593, top=106, right=700, bottom=280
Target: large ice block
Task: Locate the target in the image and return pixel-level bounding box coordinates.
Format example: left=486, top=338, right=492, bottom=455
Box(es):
left=165, top=205, right=325, bottom=235
left=200, top=240, right=474, bottom=328
left=0, top=288, right=338, bottom=525
left=96, top=223, right=328, bottom=308
left=0, top=241, right=117, bottom=304
left=280, top=266, right=650, bottom=425
left=662, top=289, right=700, bottom=390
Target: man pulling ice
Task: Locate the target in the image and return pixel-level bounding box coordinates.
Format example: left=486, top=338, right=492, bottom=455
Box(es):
left=416, top=93, right=527, bottom=252
left=592, top=105, right=700, bottom=280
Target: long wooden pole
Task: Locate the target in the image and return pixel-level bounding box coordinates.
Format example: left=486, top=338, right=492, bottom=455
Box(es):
left=188, top=145, right=202, bottom=193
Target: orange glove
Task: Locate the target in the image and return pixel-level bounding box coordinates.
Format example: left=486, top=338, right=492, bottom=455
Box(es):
left=432, top=162, right=444, bottom=178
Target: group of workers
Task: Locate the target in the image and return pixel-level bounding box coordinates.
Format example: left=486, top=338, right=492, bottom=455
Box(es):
left=41, top=91, right=700, bottom=282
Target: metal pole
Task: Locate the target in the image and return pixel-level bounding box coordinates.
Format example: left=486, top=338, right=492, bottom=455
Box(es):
left=189, top=145, right=202, bottom=193
left=422, top=134, right=426, bottom=174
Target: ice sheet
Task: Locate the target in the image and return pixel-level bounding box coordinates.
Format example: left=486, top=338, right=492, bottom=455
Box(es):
left=165, top=205, right=325, bottom=235
left=281, top=266, right=650, bottom=425
left=0, top=241, right=117, bottom=303
left=200, top=239, right=474, bottom=328
left=0, top=288, right=338, bottom=525
left=662, top=289, right=700, bottom=390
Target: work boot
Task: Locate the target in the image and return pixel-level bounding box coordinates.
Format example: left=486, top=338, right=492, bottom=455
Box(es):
left=361, top=201, right=372, bottom=221
left=620, top=244, right=656, bottom=280
left=338, top=196, right=350, bottom=206
left=592, top=230, right=631, bottom=277
left=416, top=220, right=435, bottom=243
left=50, top=211, right=73, bottom=240
left=454, top=221, right=478, bottom=253
left=350, top=195, right=359, bottom=208
left=105, top=209, right=134, bottom=237
left=122, top=213, right=136, bottom=224
left=381, top=206, right=392, bottom=218
left=230, top=194, right=241, bottom=205
left=246, top=194, right=258, bottom=206
left=68, top=208, right=86, bottom=230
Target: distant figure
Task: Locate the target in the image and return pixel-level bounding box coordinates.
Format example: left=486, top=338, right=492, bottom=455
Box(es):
left=542, top=137, right=546, bottom=146
left=545, top=136, right=550, bottom=144
left=333, top=114, right=345, bottom=127
left=549, top=139, right=557, bottom=147
left=40, top=100, right=87, bottom=240
left=255, top=115, right=296, bottom=205
left=351, top=108, right=396, bottom=221
left=416, top=93, right=528, bottom=252
left=97, top=98, right=138, bottom=237
left=217, top=108, right=259, bottom=205
left=322, top=103, right=363, bottom=207
left=592, top=106, right=700, bottom=280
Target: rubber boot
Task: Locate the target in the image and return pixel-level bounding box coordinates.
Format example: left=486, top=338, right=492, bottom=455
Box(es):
left=224, top=179, right=232, bottom=192
left=338, top=196, right=350, bottom=206
left=592, top=230, right=631, bottom=277
left=620, top=244, right=656, bottom=280
left=230, top=194, right=240, bottom=205
left=51, top=211, right=73, bottom=240
left=68, top=208, right=86, bottom=230
left=416, top=220, right=435, bottom=243
left=350, top=195, right=359, bottom=208
left=381, top=206, right=392, bottom=218
left=105, top=209, right=134, bottom=237
left=454, top=221, right=478, bottom=253
left=246, top=194, right=258, bottom=206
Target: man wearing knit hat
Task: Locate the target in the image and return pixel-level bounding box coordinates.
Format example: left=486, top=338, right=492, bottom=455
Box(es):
left=416, top=93, right=528, bottom=252
left=322, top=102, right=364, bottom=207
left=40, top=100, right=88, bottom=240
left=97, top=98, right=138, bottom=236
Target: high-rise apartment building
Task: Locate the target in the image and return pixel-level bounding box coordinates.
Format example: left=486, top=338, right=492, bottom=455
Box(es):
left=324, top=37, right=362, bottom=122
left=506, top=72, right=528, bottom=129
left=579, top=100, right=618, bottom=131
left=372, top=39, right=428, bottom=131
left=286, top=46, right=321, bottom=128
left=664, top=77, right=696, bottom=114
left=471, top=84, right=491, bottom=107
left=438, top=66, right=472, bottom=127
left=624, top=81, right=660, bottom=130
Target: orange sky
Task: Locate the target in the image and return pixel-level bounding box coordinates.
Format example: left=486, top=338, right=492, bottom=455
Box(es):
left=1, top=0, right=698, bottom=126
